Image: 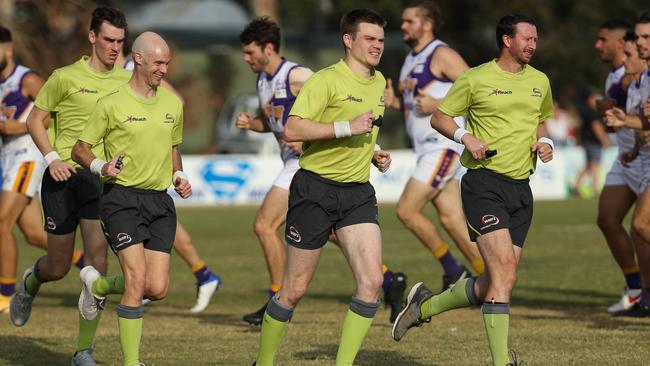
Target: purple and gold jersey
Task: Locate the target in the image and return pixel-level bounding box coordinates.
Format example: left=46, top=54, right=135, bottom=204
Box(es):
left=257, top=59, right=302, bottom=162
left=0, top=65, right=35, bottom=144
left=606, top=64, right=627, bottom=109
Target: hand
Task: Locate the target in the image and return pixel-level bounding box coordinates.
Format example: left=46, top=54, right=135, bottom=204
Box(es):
left=384, top=78, right=396, bottom=109
left=286, top=141, right=303, bottom=154
left=101, top=153, right=125, bottom=177
left=644, top=98, right=650, bottom=119
left=461, top=134, right=490, bottom=160
left=235, top=112, right=254, bottom=130
left=372, top=149, right=391, bottom=173
left=0, top=119, right=24, bottom=135
left=605, top=107, right=626, bottom=128
left=414, top=90, right=440, bottom=114
left=349, top=110, right=374, bottom=135
left=532, top=141, right=553, bottom=163
left=48, top=159, right=77, bottom=182
left=174, top=175, right=192, bottom=199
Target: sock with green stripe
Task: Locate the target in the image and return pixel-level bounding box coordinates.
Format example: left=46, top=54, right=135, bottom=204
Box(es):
left=117, top=304, right=143, bottom=366
left=421, top=277, right=480, bottom=319
left=93, top=275, right=125, bottom=296
left=335, top=297, right=379, bottom=366
left=483, top=302, right=511, bottom=366
left=77, top=311, right=102, bottom=352
left=256, top=296, right=293, bottom=366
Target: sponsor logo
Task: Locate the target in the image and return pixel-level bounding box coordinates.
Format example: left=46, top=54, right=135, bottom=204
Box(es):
left=287, top=226, right=301, bottom=243
left=342, top=94, right=363, bottom=103
left=75, top=87, right=99, bottom=94
left=115, top=232, right=132, bottom=247
left=480, top=214, right=500, bottom=230
left=531, top=87, right=542, bottom=97
left=200, top=158, right=254, bottom=202
left=46, top=217, right=56, bottom=230
left=488, top=89, right=512, bottom=96
left=378, top=95, right=385, bottom=107
left=122, top=115, right=148, bottom=123
left=164, top=113, right=175, bottom=123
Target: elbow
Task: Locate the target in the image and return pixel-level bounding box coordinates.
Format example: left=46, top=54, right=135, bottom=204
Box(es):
left=430, top=109, right=442, bottom=130
left=70, top=141, right=83, bottom=165
left=283, top=119, right=299, bottom=142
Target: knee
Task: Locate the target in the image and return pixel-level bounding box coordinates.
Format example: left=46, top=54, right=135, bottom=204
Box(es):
left=145, top=282, right=169, bottom=301
left=281, top=285, right=307, bottom=307
left=438, top=212, right=456, bottom=231
left=125, top=272, right=146, bottom=297
left=24, top=230, right=47, bottom=248
left=597, top=212, right=619, bottom=232
left=357, top=272, right=384, bottom=297
left=48, top=262, right=72, bottom=281
left=488, top=266, right=517, bottom=291
left=632, top=217, right=650, bottom=241
left=396, top=203, right=414, bottom=226
left=253, top=216, right=274, bottom=237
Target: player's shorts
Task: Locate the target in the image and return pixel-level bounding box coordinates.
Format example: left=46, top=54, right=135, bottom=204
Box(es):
left=1, top=138, right=46, bottom=198
left=99, top=184, right=177, bottom=254
left=272, top=158, right=300, bottom=190
left=285, top=169, right=378, bottom=250
left=604, top=158, right=642, bottom=195
left=583, top=142, right=602, bottom=163
left=411, top=149, right=461, bottom=189
left=461, top=169, right=533, bottom=248
left=41, top=168, right=102, bottom=235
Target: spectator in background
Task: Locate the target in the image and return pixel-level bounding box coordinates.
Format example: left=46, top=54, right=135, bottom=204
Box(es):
left=542, top=100, right=577, bottom=147
left=575, top=89, right=611, bottom=198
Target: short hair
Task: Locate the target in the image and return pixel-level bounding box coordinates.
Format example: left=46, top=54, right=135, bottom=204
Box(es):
left=89, top=6, right=127, bottom=35
left=0, top=26, right=11, bottom=43
left=624, top=29, right=637, bottom=42
left=638, top=12, right=650, bottom=25
left=496, top=14, right=537, bottom=50
left=340, top=8, right=386, bottom=40
left=240, top=17, right=281, bottom=53
left=599, top=19, right=631, bottom=31
left=406, top=1, right=443, bottom=34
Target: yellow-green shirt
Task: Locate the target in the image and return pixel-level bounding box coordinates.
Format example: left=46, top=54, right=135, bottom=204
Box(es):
left=438, top=60, right=554, bottom=179
left=79, top=84, right=183, bottom=191
left=289, top=60, right=385, bottom=183
left=35, top=56, right=132, bottom=167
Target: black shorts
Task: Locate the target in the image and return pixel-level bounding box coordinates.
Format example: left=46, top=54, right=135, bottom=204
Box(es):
left=285, top=169, right=378, bottom=250
left=461, top=169, right=533, bottom=247
left=99, top=184, right=177, bottom=254
left=41, top=168, right=102, bottom=235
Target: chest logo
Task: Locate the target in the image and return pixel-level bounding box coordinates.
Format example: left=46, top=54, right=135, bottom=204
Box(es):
left=488, top=88, right=512, bottom=96
left=164, top=113, right=175, bottom=123
left=123, top=115, right=147, bottom=123
left=74, top=87, right=98, bottom=95
left=342, top=94, right=363, bottom=103
left=531, top=88, right=542, bottom=97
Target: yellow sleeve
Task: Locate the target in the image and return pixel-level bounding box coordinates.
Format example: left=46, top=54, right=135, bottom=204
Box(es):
left=438, top=72, right=473, bottom=117
left=172, top=104, right=183, bottom=146
left=34, top=71, right=64, bottom=112
left=79, top=99, right=108, bottom=146
left=539, top=78, right=554, bottom=123
left=288, top=73, right=331, bottom=121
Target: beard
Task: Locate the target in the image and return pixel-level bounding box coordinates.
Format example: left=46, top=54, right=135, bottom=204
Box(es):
left=0, top=56, right=7, bottom=74
left=403, top=36, right=418, bottom=48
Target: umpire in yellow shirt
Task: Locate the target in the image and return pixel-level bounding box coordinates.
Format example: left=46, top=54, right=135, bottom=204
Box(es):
left=72, top=32, right=190, bottom=366
left=392, top=14, right=554, bottom=366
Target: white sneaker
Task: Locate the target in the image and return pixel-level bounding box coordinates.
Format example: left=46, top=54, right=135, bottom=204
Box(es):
left=79, top=266, right=105, bottom=321
left=607, top=288, right=641, bottom=313
left=190, top=274, right=221, bottom=313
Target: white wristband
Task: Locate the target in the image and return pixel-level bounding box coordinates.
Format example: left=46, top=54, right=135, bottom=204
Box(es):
left=44, top=151, right=61, bottom=166
left=90, top=158, right=107, bottom=176
left=374, top=144, right=381, bottom=152
left=538, top=137, right=554, bottom=150
left=173, top=171, right=188, bottom=183
left=333, top=121, right=352, bottom=138
left=453, top=128, right=469, bottom=144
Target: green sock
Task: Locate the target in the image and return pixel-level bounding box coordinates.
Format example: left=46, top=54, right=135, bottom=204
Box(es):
left=420, top=277, right=473, bottom=319
left=25, top=272, right=41, bottom=296
left=335, top=309, right=374, bottom=366
left=77, top=311, right=102, bottom=352
left=117, top=304, right=143, bottom=366
left=256, top=312, right=289, bottom=366
left=93, top=275, right=125, bottom=296
left=483, top=303, right=510, bottom=366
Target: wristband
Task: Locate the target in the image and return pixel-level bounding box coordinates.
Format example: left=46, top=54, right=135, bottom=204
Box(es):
left=173, top=171, right=188, bottom=183
left=453, top=128, right=469, bottom=144
left=374, top=144, right=381, bottom=152
left=333, top=121, right=352, bottom=138
left=44, top=151, right=61, bottom=166
left=538, top=137, right=554, bottom=150
left=90, top=158, right=107, bottom=176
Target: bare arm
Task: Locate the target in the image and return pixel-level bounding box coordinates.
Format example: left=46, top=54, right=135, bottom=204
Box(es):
left=384, top=78, right=401, bottom=110
left=605, top=107, right=649, bottom=129
left=26, top=106, right=55, bottom=155
left=172, top=145, right=191, bottom=198
left=431, top=109, right=489, bottom=160
left=236, top=110, right=270, bottom=133
left=284, top=111, right=374, bottom=142
left=71, top=140, right=96, bottom=169
left=432, top=47, right=469, bottom=82
left=591, top=119, right=611, bottom=147
left=0, top=74, right=45, bottom=135
left=172, top=145, right=183, bottom=173
left=288, top=67, right=313, bottom=96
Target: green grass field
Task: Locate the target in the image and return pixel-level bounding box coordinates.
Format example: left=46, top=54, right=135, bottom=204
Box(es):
left=1, top=200, right=649, bottom=365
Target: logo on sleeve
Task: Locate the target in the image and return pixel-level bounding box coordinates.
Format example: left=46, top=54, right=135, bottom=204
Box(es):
left=531, top=88, right=542, bottom=97
left=164, top=113, right=175, bottom=123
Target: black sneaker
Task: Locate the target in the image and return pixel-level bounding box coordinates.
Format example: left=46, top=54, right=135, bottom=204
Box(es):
left=612, top=302, right=650, bottom=317
left=391, top=282, right=434, bottom=341
left=387, top=272, right=407, bottom=323
left=441, top=266, right=472, bottom=293
left=243, top=302, right=267, bottom=325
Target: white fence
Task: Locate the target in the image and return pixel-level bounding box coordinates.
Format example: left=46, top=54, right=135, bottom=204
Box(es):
left=169, top=147, right=619, bottom=205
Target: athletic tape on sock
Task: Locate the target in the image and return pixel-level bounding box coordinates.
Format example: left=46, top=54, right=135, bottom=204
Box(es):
left=349, top=296, right=381, bottom=318
left=266, top=295, right=293, bottom=322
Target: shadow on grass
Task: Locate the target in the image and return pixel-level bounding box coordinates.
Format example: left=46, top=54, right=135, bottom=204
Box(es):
left=294, top=344, right=431, bottom=366
left=34, top=290, right=79, bottom=308
left=0, top=336, right=70, bottom=366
